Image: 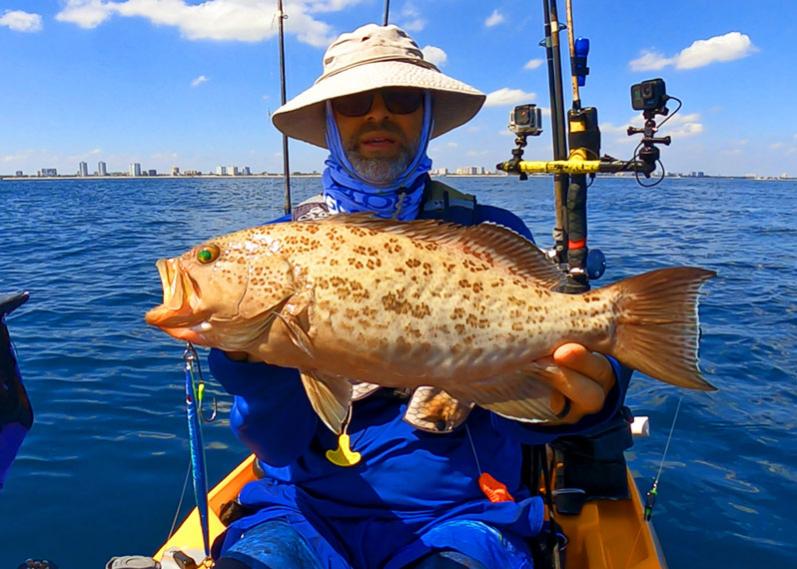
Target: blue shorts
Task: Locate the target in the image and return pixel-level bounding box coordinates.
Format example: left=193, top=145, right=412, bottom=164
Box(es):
left=221, top=516, right=534, bottom=569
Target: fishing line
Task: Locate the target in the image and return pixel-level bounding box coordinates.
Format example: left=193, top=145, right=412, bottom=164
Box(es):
left=625, top=396, right=684, bottom=569
left=464, top=424, right=483, bottom=475
left=623, top=524, right=645, bottom=569
left=168, top=460, right=193, bottom=539
left=655, top=395, right=683, bottom=483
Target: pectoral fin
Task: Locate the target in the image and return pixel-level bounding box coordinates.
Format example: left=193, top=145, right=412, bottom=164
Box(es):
left=351, top=381, right=381, bottom=401
left=300, top=370, right=352, bottom=434
left=403, top=387, right=474, bottom=433
left=449, top=364, right=562, bottom=424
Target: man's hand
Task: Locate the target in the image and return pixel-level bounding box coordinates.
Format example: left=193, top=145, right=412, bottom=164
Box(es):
left=537, top=343, right=616, bottom=424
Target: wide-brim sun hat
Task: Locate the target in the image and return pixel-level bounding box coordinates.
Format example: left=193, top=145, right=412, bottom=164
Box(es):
left=272, top=24, right=486, bottom=149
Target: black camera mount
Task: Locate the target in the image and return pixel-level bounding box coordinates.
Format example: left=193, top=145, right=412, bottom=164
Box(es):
left=627, top=78, right=672, bottom=175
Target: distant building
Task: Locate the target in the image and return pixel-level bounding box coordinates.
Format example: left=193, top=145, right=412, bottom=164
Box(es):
left=38, top=168, right=57, bottom=177
left=171, top=166, right=180, bottom=176
left=228, top=165, right=239, bottom=176
left=242, top=166, right=251, bottom=176
left=184, top=170, right=202, bottom=176
left=147, top=169, right=157, bottom=176
left=15, top=170, right=23, bottom=177
left=215, top=165, right=227, bottom=176
left=98, top=161, right=107, bottom=176
left=129, top=163, right=142, bottom=176
left=78, top=162, right=88, bottom=177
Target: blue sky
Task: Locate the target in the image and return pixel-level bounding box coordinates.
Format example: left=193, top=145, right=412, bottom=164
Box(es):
left=1, top=0, right=794, bottom=176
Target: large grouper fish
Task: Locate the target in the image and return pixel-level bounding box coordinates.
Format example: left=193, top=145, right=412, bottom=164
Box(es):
left=145, top=215, right=716, bottom=433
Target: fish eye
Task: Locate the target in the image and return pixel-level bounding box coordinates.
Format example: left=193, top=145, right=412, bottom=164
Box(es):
left=196, top=244, right=220, bottom=264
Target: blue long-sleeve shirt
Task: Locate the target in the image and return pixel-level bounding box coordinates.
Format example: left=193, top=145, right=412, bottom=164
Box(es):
left=209, top=200, right=631, bottom=567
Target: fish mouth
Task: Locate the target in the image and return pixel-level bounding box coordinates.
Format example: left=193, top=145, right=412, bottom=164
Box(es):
left=145, top=258, right=203, bottom=331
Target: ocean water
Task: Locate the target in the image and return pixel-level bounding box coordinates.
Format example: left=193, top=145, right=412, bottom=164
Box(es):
left=0, top=176, right=794, bottom=568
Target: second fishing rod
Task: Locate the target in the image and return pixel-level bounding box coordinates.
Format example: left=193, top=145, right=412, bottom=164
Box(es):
left=500, top=0, right=678, bottom=292
left=544, top=0, right=599, bottom=294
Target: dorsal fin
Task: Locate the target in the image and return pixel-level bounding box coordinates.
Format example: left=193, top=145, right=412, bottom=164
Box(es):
left=316, top=214, right=564, bottom=288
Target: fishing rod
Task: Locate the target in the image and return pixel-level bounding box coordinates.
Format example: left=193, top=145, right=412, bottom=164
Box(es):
left=560, top=0, right=590, bottom=293
left=181, top=343, right=217, bottom=568
left=498, top=1, right=680, bottom=291
left=277, top=0, right=292, bottom=215
left=383, top=0, right=390, bottom=25
left=542, top=0, right=569, bottom=274
left=507, top=4, right=686, bottom=563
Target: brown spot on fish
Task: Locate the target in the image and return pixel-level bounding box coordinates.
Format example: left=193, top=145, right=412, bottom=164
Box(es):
left=381, top=292, right=431, bottom=319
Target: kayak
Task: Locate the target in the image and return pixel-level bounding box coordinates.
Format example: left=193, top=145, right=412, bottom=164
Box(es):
left=154, top=454, right=667, bottom=569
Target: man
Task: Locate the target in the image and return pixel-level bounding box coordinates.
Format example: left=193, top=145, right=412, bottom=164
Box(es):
left=209, top=24, right=629, bottom=569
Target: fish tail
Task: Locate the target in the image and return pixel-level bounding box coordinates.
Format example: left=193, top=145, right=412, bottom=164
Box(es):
left=605, top=267, right=717, bottom=391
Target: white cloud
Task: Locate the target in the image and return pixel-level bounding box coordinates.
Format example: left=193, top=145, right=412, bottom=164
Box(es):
left=307, top=0, right=367, bottom=14
left=422, top=45, right=447, bottom=67
left=484, top=9, right=504, bottom=28
left=629, top=50, right=672, bottom=71
left=524, top=58, right=544, bottom=71
left=484, top=88, right=536, bottom=107
left=55, top=0, right=352, bottom=47
left=398, top=3, right=425, bottom=32
left=55, top=0, right=113, bottom=28
left=1, top=150, right=36, bottom=164
left=191, top=75, right=209, bottom=87
left=639, top=112, right=704, bottom=138
left=603, top=112, right=704, bottom=144
left=630, top=32, right=756, bottom=71
left=401, top=18, right=425, bottom=32
left=676, top=32, right=757, bottom=69
left=0, top=10, right=43, bottom=32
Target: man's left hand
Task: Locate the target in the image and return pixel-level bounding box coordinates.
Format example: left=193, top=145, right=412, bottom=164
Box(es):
left=536, top=343, right=616, bottom=424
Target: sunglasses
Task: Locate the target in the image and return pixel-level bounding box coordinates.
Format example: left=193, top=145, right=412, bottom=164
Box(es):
left=331, top=89, right=424, bottom=117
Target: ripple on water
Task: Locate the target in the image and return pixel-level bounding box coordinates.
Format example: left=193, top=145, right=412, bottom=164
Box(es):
left=1, top=177, right=795, bottom=567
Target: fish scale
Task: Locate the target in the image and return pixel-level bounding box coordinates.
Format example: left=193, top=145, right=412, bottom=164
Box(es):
left=146, top=214, right=716, bottom=434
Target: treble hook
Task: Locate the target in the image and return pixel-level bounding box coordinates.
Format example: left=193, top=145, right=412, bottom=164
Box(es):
left=183, top=342, right=218, bottom=423
left=198, top=381, right=218, bottom=423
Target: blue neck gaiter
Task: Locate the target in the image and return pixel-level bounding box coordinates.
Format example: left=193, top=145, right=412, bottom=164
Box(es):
left=322, top=91, right=433, bottom=221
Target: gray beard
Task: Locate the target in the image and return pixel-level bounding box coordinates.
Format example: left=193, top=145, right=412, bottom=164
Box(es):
left=347, top=147, right=413, bottom=186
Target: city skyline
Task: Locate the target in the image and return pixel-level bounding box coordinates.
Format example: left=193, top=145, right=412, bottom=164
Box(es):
left=2, top=1, right=796, bottom=177
left=7, top=158, right=790, bottom=181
